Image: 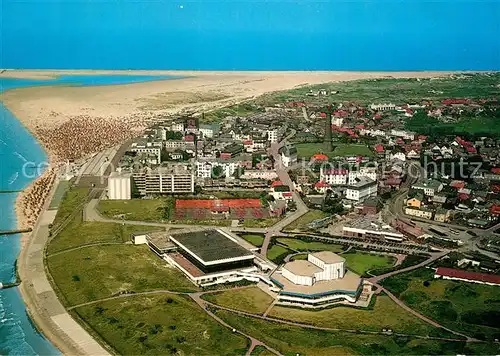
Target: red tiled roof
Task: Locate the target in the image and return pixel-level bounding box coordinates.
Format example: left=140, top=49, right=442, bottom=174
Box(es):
left=314, top=181, right=330, bottom=188
left=243, top=140, right=253, bottom=145
left=323, top=169, right=348, bottom=175
left=490, top=205, right=500, bottom=215
left=435, top=267, right=500, bottom=285
left=418, top=135, right=427, bottom=141
left=175, top=199, right=262, bottom=210
left=271, top=180, right=284, bottom=188
left=319, top=112, right=327, bottom=118
left=374, top=144, right=384, bottom=153
left=491, top=168, right=500, bottom=174
left=282, top=192, right=293, bottom=197
left=311, top=153, right=329, bottom=161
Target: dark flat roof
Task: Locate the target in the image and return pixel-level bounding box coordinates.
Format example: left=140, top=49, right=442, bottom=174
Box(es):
left=170, top=229, right=254, bottom=265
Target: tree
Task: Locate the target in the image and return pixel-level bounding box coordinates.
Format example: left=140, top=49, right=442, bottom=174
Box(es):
left=211, top=166, right=225, bottom=179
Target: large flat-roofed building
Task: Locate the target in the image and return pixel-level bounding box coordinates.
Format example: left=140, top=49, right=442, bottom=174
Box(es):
left=164, top=229, right=261, bottom=286
left=343, top=217, right=404, bottom=242
left=271, top=251, right=367, bottom=307
left=435, top=267, right=500, bottom=286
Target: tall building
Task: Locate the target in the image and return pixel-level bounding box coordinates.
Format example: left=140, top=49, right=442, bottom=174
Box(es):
left=132, top=166, right=194, bottom=195
left=108, top=172, right=132, bottom=200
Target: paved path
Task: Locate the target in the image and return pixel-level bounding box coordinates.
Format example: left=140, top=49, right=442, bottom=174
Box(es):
left=17, top=180, right=110, bottom=355
left=368, top=250, right=448, bottom=284
left=190, top=293, right=282, bottom=356
left=260, top=136, right=309, bottom=256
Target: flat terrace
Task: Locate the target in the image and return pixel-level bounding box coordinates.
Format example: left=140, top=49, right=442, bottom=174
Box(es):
left=169, top=229, right=254, bottom=266
left=271, top=270, right=362, bottom=297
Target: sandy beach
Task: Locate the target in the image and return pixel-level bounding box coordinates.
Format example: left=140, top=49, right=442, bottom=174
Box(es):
left=0, top=69, right=459, bottom=242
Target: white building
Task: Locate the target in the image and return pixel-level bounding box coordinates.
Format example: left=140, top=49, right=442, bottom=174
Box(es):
left=271, top=251, right=367, bottom=307
left=320, top=168, right=348, bottom=185
left=348, top=167, right=377, bottom=185
left=412, top=179, right=444, bottom=197
left=108, top=172, right=132, bottom=200
left=370, top=103, right=396, bottom=111
left=279, top=146, right=298, bottom=168
left=170, top=122, right=185, bottom=132
left=332, top=117, right=344, bottom=127
left=196, top=160, right=238, bottom=178
left=391, top=129, right=415, bottom=141
left=199, top=124, right=215, bottom=139
left=164, top=140, right=186, bottom=151
left=345, top=177, right=378, bottom=201
left=240, top=170, right=278, bottom=180
left=267, top=129, right=279, bottom=144
left=130, top=140, right=162, bottom=163
left=389, top=152, right=406, bottom=161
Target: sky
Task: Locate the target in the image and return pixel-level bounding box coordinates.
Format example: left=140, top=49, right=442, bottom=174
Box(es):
left=1, top=0, right=499, bottom=70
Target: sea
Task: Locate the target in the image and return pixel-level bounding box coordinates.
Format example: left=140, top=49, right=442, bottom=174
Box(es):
left=0, top=0, right=499, bottom=353
left=0, top=75, right=174, bottom=355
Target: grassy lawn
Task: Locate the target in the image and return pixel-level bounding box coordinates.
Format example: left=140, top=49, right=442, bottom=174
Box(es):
left=276, top=237, right=344, bottom=253
left=268, top=295, right=451, bottom=338
left=241, top=218, right=280, bottom=228
left=51, top=187, right=89, bottom=230
left=202, top=286, right=274, bottom=314
left=47, top=220, right=163, bottom=254
left=343, top=251, right=396, bottom=276
left=284, top=210, right=329, bottom=231
left=382, top=268, right=500, bottom=341
left=295, top=142, right=373, bottom=159
left=266, top=245, right=293, bottom=264
left=48, top=245, right=198, bottom=307
left=48, top=180, right=71, bottom=210
left=74, top=294, right=248, bottom=355
left=238, top=234, right=265, bottom=247
left=97, top=198, right=171, bottom=222
left=214, top=309, right=496, bottom=356
left=290, top=253, right=308, bottom=261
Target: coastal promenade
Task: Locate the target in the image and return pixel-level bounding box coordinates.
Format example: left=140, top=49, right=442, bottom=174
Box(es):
left=17, top=179, right=110, bottom=355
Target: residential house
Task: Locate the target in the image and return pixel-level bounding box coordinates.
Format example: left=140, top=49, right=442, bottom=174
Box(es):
left=405, top=206, right=434, bottom=220
left=412, top=179, right=444, bottom=197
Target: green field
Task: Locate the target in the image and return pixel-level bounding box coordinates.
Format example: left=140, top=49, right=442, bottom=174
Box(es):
left=47, top=221, right=163, bottom=254
left=202, top=286, right=274, bottom=314
left=382, top=268, right=500, bottom=341
left=295, top=142, right=373, bottom=159
left=276, top=237, right=344, bottom=253
left=214, top=309, right=497, bottom=356
left=48, top=180, right=71, bottom=210
left=51, top=187, right=89, bottom=230
left=202, top=103, right=264, bottom=123
left=256, top=74, right=500, bottom=107
left=241, top=218, right=280, bottom=228
left=266, top=245, right=293, bottom=264
left=290, top=253, right=308, bottom=261
left=48, top=245, right=198, bottom=307
left=74, top=294, right=249, bottom=355
left=98, top=198, right=171, bottom=222
left=238, top=234, right=265, bottom=247
left=268, top=295, right=450, bottom=338
left=342, top=252, right=396, bottom=276
left=284, top=210, right=329, bottom=231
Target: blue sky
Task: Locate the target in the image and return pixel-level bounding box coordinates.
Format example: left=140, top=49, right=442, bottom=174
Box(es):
left=1, top=0, right=499, bottom=69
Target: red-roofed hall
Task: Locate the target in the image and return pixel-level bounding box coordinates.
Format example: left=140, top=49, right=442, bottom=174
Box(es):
left=435, top=267, right=500, bottom=286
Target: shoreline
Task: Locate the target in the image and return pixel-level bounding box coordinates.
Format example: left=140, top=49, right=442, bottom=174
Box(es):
left=2, top=69, right=462, bottom=354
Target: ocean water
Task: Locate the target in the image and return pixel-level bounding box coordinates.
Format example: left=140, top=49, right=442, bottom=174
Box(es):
left=1, top=0, right=500, bottom=70
left=0, top=75, right=174, bottom=355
